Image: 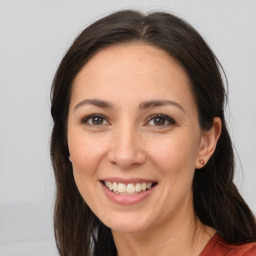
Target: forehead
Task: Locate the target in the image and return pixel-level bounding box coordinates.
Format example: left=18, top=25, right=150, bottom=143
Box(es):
left=71, top=43, right=196, bottom=110
left=73, top=43, right=189, bottom=84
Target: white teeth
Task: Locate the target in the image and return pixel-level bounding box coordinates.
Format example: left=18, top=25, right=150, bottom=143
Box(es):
left=135, top=183, right=142, bottom=192
left=113, top=182, right=118, bottom=192
left=107, top=181, right=113, bottom=191
left=127, top=184, right=135, bottom=193
left=141, top=183, right=146, bottom=191
left=118, top=183, right=126, bottom=193
left=146, top=183, right=151, bottom=189
left=104, top=181, right=154, bottom=195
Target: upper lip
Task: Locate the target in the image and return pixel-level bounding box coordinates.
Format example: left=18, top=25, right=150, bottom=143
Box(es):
left=100, top=177, right=157, bottom=185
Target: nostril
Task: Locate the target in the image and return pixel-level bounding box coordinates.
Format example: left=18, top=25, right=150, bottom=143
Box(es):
left=108, top=149, right=147, bottom=170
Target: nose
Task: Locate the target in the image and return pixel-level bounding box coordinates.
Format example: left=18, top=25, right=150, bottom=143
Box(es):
left=108, top=124, right=146, bottom=170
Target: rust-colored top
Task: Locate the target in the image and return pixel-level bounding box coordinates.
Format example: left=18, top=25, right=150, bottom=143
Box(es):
left=200, top=234, right=256, bottom=256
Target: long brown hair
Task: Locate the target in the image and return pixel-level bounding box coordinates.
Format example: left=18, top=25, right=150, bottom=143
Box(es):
left=50, top=10, right=256, bottom=256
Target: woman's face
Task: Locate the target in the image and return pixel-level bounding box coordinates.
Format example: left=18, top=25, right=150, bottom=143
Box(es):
left=68, top=43, right=208, bottom=233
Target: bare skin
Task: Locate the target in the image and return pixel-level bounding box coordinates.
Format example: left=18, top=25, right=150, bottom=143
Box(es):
left=113, top=201, right=216, bottom=256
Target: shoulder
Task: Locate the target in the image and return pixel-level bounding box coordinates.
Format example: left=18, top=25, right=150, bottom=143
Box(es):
left=225, top=242, right=256, bottom=256
left=200, top=233, right=256, bottom=256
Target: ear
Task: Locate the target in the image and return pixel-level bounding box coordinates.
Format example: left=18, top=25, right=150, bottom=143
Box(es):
left=195, top=117, right=222, bottom=169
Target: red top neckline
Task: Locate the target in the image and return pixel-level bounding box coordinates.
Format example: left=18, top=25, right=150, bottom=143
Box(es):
left=200, top=233, right=256, bottom=256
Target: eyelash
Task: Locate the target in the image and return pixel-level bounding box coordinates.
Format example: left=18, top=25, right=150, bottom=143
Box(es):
left=145, top=114, right=176, bottom=127
left=81, top=114, right=109, bottom=126
left=80, top=113, right=176, bottom=127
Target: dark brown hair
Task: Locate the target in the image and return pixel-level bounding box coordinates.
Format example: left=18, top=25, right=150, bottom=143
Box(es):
left=50, top=10, right=256, bottom=256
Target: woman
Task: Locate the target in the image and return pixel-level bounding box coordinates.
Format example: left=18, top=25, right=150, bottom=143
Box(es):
left=50, top=10, right=256, bottom=256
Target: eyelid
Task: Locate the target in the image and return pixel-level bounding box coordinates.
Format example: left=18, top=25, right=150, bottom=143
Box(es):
left=144, top=113, right=176, bottom=126
left=81, top=113, right=110, bottom=125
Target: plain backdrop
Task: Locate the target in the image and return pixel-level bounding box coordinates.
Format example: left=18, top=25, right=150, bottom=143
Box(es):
left=0, top=0, right=255, bottom=255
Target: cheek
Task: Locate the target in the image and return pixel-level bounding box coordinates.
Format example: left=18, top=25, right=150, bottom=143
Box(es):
left=68, top=132, right=107, bottom=211
left=147, top=133, right=200, bottom=174
left=68, top=130, right=108, bottom=175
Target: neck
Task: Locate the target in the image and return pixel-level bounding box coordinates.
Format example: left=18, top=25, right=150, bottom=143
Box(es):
left=112, top=197, right=215, bottom=256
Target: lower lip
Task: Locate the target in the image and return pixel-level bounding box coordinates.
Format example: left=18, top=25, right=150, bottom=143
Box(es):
left=101, top=182, right=156, bottom=205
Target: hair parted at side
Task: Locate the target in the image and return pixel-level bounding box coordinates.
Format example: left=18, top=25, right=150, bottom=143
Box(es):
left=50, top=10, right=256, bottom=256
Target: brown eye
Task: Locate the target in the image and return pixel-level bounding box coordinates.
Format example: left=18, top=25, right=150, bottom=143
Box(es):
left=153, top=117, right=166, bottom=126
left=146, top=114, right=176, bottom=127
left=91, top=116, right=104, bottom=125
left=81, top=114, right=109, bottom=125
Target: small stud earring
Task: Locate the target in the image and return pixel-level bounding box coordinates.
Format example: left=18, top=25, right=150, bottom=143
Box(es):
left=199, top=159, right=205, bottom=165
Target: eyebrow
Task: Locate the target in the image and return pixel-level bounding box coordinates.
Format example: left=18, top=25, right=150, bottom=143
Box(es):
left=74, top=99, right=113, bottom=111
left=139, top=100, right=185, bottom=112
left=73, top=99, right=184, bottom=112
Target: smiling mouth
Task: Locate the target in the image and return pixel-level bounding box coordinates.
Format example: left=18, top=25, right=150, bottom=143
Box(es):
left=102, top=181, right=158, bottom=195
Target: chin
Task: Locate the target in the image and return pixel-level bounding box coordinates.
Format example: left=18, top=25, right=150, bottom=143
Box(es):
left=109, top=223, right=148, bottom=234
left=102, top=213, right=152, bottom=234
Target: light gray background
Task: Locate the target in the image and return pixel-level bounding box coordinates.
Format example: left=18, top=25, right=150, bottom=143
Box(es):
left=0, top=0, right=255, bottom=255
